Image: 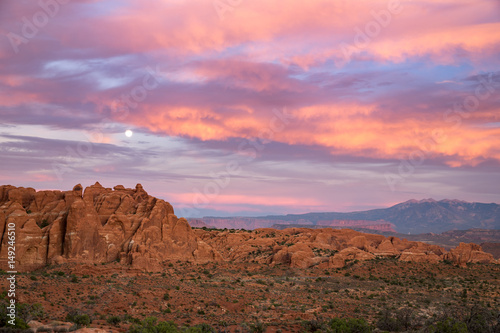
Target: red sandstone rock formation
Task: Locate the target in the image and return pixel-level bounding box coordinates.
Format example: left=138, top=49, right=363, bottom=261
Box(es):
left=0, top=183, right=220, bottom=272
left=0, top=184, right=497, bottom=272
left=195, top=227, right=498, bottom=269
left=444, top=242, right=496, bottom=267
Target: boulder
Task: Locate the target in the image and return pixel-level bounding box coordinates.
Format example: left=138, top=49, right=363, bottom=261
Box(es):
left=444, top=243, right=497, bottom=266
left=328, top=247, right=375, bottom=268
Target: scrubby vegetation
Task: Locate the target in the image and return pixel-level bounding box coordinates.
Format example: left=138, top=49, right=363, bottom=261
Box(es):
left=0, top=297, right=45, bottom=330
left=0, top=259, right=498, bottom=332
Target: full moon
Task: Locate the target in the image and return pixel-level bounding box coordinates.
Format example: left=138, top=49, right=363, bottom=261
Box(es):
left=125, top=130, right=133, bottom=137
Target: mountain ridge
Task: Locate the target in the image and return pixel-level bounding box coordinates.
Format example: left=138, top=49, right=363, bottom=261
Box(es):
left=191, top=198, right=500, bottom=234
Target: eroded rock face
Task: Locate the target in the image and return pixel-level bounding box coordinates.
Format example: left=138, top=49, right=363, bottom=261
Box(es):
left=444, top=242, right=496, bottom=267
left=0, top=183, right=221, bottom=271
left=328, top=247, right=376, bottom=268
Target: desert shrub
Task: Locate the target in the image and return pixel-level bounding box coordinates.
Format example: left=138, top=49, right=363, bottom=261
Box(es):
left=376, top=308, right=401, bottom=332
left=66, top=312, right=91, bottom=327
left=248, top=321, right=266, bottom=333
left=40, top=219, right=50, bottom=228
left=0, top=317, right=29, bottom=330
left=395, top=307, right=414, bottom=331
left=463, top=306, right=500, bottom=333
left=302, top=319, right=326, bottom=332
left=128, top=317, right=178, bottom=333
left=123, top=314, right=141, bottom=324
left=427, top=318, right=468, bottom=333
left=376, top=307, right=415, bottom=332
left=107, top=315, right=121, bottom=326
left=16, top=303, right=44, bottom=323
left=0, top=301, right=31, bottom=329
left=424, top=304, right=499, bottom=333
left=184, top=323, right=215, bottom=333
left=328, top=317, right=371, bottom=333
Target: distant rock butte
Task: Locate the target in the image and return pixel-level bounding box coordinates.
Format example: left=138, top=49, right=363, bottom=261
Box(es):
left=191, top=217, right=396, bottom=232
left=0, top=184, right=497, bottom=272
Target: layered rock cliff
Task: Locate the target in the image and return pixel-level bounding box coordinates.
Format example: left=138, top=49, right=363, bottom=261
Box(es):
left=0, top=183, right=220, bottom=272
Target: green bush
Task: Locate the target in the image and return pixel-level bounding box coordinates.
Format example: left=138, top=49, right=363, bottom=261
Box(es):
left=123, top=314, right=141, bottom=324
left=329, top=317, right=372, bottom=333
left=184, top=323, right=215, bottom=333
left=18, top=303, right=44, bottom=323
left=66, top=312, right=91, bottom=327
left=248, top=321, right=266, bottom=333
left=0, top=305, right=28, bottom=329
left=107, top=315, right=121, bottom=326
left=0, top=302, right=44, bottom=329
left=376, top=307, right=415, bottom=332
left=463, top=306, right=499, bottom=333
left=302, top=319, right=326, bottom=332
left=128, top=317, right=178, bottom=333
left=428, top=318, right=468, bottom=333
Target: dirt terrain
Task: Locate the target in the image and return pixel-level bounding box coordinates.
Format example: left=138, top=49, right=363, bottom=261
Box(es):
left=3, top=258, right=499, bottom=332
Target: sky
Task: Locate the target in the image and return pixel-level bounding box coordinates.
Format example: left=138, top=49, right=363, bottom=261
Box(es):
left=0, top=0, right=499, bottom=218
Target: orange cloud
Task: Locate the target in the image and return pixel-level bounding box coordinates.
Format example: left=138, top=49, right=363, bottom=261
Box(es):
left=124, top=101, right=500, bottom=167
left=30, top=0, right=496, bottom=66
left=2, top=0, right=499, bottom=169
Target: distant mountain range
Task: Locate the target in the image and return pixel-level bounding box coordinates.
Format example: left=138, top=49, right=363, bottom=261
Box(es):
left=189, top=199, right=500, bottom=234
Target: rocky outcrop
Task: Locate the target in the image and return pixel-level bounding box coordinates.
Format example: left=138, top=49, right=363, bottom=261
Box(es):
left=195, top=227, right=498, bottom=269
left=0, top=184, right=497, bottom=272
left=444, top=242, right=496, bottom=267
left=327, top=247, right=376, bottom=268
left=272, top=243, right=316, bottom=268
left=0, top=183, right=221, bottom=272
